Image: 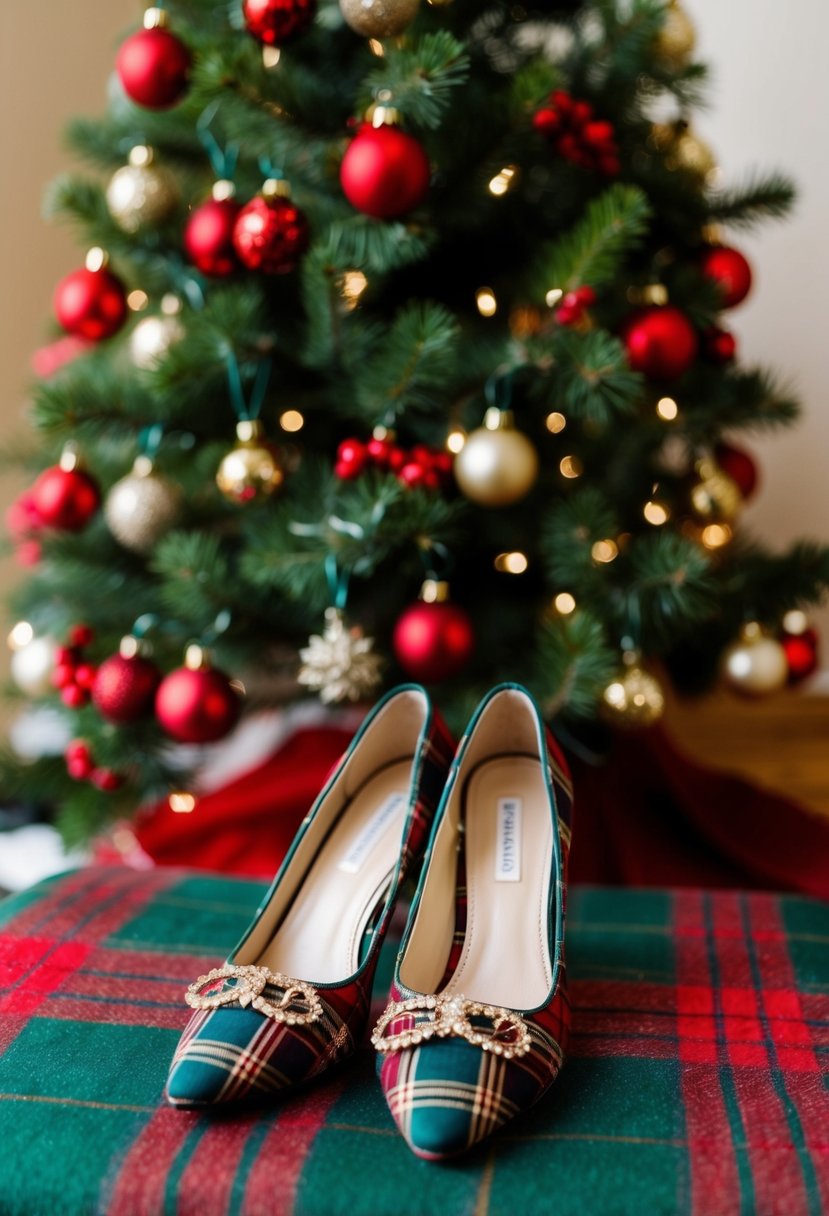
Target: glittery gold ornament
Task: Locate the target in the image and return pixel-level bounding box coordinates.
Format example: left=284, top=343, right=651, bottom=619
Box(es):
left=339, top=0, right=419, bottom=38
left=298, top=608, right=384, bottom=703
left=453, top=408, right=539, bottom=507
left=106, top=146, right=178, bottom=234
left=653, top=0, right=696, bottom=66
left=651, top=121, right=717, bottom=182
left=689, top=457, right=742, bottom=524
left=722, top=622, right=788, bottom=697
left=129, top=295, right=184, bottom=369
left=216, top=420, right=286, bottom=505
left=602, top=654, right=665, bottom=728
left=105, top=456, right=183, bottom=553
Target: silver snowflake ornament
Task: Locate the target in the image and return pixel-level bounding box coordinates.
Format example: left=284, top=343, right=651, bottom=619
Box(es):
left=298, top=608, right=384, bottom=704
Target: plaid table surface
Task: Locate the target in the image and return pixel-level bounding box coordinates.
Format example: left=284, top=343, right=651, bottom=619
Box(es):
left=0, top=866, right=827, bottom=1216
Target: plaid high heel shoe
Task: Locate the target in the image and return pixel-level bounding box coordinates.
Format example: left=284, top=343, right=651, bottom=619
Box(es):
left=373, top=683, right=573, bottom=1159
left=166, top=685, right=454, bottom=1107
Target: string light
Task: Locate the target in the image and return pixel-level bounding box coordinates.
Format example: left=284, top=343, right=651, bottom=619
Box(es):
left=656, top=396, right=679, bottom=421
left=591, top=539, right=619, bottom=564
left=279, top=410, right=304, bottom=432
left=782, top=609, right=809, bottom=635
left=446, top=428, right=466, bottom=454
left=127, top=289, right=149, bottom=311
left=262, top=46, right=281, bottom=68
left=488, top=166, right=518, bottom=196
left=545, top=412, right=566, bottom=434
left=643, top=500, right=670, bottom=526
left=169, top=791, right=197, bottom=813
left=476, top=287, right=497, bottom=317
left=494, top=551, right=529, bottom=574
left=368, top=38, right=384, bottom=55
left=341, top=270, right=368, bottom=308
left=559, top=455, right=583, bottom=479
left=7, top=622, right=34, bottom=651
left=700, top=523, right=731, bottom=549
left=554, top=592, right=577, bottom=615
left=545, top=288, right=564, bottom=308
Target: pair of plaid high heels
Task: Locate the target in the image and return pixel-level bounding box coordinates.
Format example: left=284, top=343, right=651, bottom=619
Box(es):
left=166, top=683, right=573, bottom=1161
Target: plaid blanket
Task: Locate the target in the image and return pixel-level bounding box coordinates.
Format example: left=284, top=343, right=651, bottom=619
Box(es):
left=0, top=866, right=827, bottom=1216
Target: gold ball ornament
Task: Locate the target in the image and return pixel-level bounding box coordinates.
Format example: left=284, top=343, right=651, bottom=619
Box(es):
left=653, top=0, right=696, bottom=66
left=722, top=622, right=788, bottom=697
left=602, top=655, right=666, bottom=729
left=216, top=420, right=286, bottom=505
left=453, top=408, right=539, bottom=507
left=105, top=456, right=183, bottom=553
left=689, top=457, right=742, bottom=524
left=106, top=146, right=178, bottom=234
left=339, top=0, right=420, bottom=38
left=129, top=296, right=184, bottom=370
left=651, top=122, right=717, bottom=182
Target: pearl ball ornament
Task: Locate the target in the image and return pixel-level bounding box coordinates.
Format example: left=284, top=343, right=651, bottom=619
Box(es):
left=453, top=408, right=539, bottom=507
left=722, top=623, right=788, bottom=697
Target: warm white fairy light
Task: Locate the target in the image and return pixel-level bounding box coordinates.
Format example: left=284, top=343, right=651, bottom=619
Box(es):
left=559, top=455, right=583, bottom=479
left=127, top=289, right=149, bottom=312
left=7, top=621, right=34, bottom=651
left=592, top=539, right=619, bottom=564
left=545, top=412, right=566, bottom=434
left=488, top=166, right=518, bottom=196
left=643, top=500, right=670, bottom=526
left=341, top=270, right=368, bottom=308
left=494, top=551, right=529, bottom=574
left=545, top=288, right=564, bottom=309
left=700, top=523, right=732, bottom=549
left=262, top=46, right=281, bottom=68
left=446, top=429, right=466, bottom=454
left=280, top=410, right=304, bottom=432
left=169, top=791, right=197, bottom=813
left=476, top=288, right=498, bottom=317
left=554, top=592, right=577, bottom=615
left=656, top=396, right=679, bottom=421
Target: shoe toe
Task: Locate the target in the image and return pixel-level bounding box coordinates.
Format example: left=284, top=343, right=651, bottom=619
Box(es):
left=380, top=1039, right=534, bottom=1160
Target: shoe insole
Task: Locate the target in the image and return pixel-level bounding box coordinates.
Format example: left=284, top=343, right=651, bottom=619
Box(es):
left=256, top=760, right=412, bottom=985
left=443, top=756, right=553, bottom=1010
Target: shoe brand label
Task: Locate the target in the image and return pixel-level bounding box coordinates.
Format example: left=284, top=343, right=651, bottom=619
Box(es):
left=338, top=793, right=407, bottom=874
left=495, top=797, right=522, bottom=882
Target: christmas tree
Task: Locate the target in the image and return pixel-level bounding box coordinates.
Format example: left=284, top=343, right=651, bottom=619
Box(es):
left=5, top=0, right=828, bottom=845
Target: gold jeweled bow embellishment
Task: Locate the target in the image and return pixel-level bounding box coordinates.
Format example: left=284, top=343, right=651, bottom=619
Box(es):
left=185, top=965, right=323, bottom=1026
left=371, top=994, right=531, bottom=1060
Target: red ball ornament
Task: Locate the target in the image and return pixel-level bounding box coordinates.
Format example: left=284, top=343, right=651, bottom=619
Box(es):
left=66, top=741, right=94, bottom=781
left=116, top=14, right=191, bottom=110
left=392, top=582, right=475, bottom=683
left=232, top=185, right=310, bottom=274
left=92, top=639, right=162, bottom=723
left=699, top=245, right=753, bottom=309
left=184, top=189, right=242, bottom=276
left=54, top=263, right=127, bottom=341
left=243, top=0, right=316, bottom=45
left=781, top=629, right=819, bottom=685
left=155, top=647, right=241, bottom=743
left=704, top=326, right=737, bottom=365
left=340, top=121, right=430, bottom=219
left=714, top=442, right=759, bottom=500
left=335, top=438, right=368, bottom=479
left=622, top=306, right=698, bottom=380
left=31, top=460, right=101, bottom=532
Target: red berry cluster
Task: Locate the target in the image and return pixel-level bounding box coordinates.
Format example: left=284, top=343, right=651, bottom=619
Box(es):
left=533, top=92, right=620, bottom=175
left=65, top=739, right=124, bottom=792
left=52, top=626, right=98, bottom=709
left=556, top=285, right=597, bottom=327
left=335, top=437, right=453, bottom=491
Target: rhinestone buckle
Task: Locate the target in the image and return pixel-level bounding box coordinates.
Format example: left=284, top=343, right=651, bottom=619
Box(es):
left=184, top=964, right=323, bottom=1026
left=371, top=993, right=531, bottom=1060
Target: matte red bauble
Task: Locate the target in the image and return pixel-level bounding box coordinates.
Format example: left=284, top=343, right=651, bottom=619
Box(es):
left=340, top=122, right=430, bottom=219
left=622, top=306, right=698, bottom=380
left=699, top=245, right=753, bottom=309
left=92, top=642, right=162, bottom=723
left=116, top=23, right=191, bottom=109
left=704, top=326, right=737, bottom=365
left=31, top=465, right=101, bottom=531
left=781, top=630, right=819, bottom=685
left=392, top=582, right=474, bottom=683
left=184, top=193, right=242, bottom=276
left=243, top=0, right=317, bottom=44
left=714, top=442, right=759, bottom=500
left=232, top=190, right=310, bottom=274
left=155, top=648, right=241, bottom=743
left=54, top=266, right=127, bottom=341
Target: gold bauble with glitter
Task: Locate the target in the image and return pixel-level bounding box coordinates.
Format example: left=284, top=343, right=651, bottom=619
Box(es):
left=454, top=408, right=539, bottom=507
left=339, top=0, right=419, bottom=37
left=216, top=420, right=286, bottom=505
left=602, top=655, right=665, bottom=728
left=689, top=457, right=742, bottom=524
left=105, top=456, right=183, bottom=553
left=653, top=0, right=696, bottom=66
left=106, top=146, right=178, bottom=234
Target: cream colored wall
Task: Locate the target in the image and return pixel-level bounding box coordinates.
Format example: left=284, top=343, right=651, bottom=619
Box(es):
left=0, top=1, right=827, bottom=697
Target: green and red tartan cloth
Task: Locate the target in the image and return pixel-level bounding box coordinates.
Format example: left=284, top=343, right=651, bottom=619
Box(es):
left=0, top=865, right=827, bottom=1215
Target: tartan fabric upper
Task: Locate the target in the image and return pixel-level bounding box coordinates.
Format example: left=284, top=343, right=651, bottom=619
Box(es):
left=377, top=688, right=575, bottom=1159
left=166, top=686, right=455, bottom=1107
left=1, top=866, right=828, bottom=1214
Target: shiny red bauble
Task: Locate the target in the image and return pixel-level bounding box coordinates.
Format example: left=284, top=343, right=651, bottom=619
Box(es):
left=116, top=26, right=191, bottom=109
left=232, top=194, right=310, bottom=274
left=392, top=600, right=475, bottom=683
left=714, top=442, right=759, bottom=500
left=340, top=123, right=430, bottom=219
left=243, top=0, right=317, bottom=44
left=184, top=195, right=242, bottom=276
left=93, top=652, right=162, bottom=723
left=155, top=664, right=241, bottom=743
left=699, top=245, right=753, bottom=309
left=622, top=306, right=698, bottom=380
left=30, top=466, right=101, bottom=531
left=704, top=326, right=737, bottom=365
left=54, top=267, right=127, bottom=341
left=781, top=628, right=819, bottom=685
